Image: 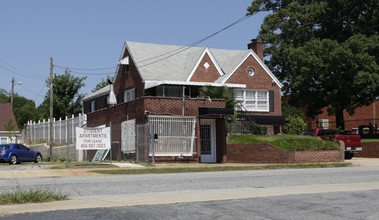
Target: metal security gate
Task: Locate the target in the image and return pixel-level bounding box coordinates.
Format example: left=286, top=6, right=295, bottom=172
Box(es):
left=148, top=116, right=196, bottom=156
left=136, top=124, right=152, bottom=163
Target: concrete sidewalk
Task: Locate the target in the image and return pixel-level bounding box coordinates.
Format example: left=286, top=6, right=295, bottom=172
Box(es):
left=0, top=162, right=267, bottom=179
left=0, top=158, right=377, bottom=179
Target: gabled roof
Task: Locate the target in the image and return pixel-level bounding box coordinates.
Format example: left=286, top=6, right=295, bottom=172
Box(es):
left=116, top=41, right=282, bottom=88
left=83, top=85, right=110, bottom=102
left=218, top=51, right=283, bottom=87
left=0, top=102, right=20, bottom=131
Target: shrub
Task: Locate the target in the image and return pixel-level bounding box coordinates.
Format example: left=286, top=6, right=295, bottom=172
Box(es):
left=249, top=123, right=268, bottom=135
left=283, top=116, right=307, bottom=134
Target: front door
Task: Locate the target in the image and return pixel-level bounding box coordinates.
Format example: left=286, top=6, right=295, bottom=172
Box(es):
left=200, top=119, right=216, bottom=163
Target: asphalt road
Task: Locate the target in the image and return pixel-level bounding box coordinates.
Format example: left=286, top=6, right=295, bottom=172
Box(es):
left=4, top=190, right=379, bottom=220
left=1, top=166, right=379, bottom=198
left=1, top=161, right=379, bottom=219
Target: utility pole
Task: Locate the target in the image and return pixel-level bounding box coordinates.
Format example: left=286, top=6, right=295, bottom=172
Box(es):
left=11, top=77, right=22, bottom=109
left=11, top=77, right=14, bottom=109
left=49, top=57, right=54, bottom=161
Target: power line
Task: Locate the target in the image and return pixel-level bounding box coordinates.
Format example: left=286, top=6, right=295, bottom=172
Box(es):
left=54, top=14, right=252, bottom=73
left=19, top=84, right=46, bottom=99
left=53, top=64, right=116, bottom=71
left=0, top=58, right=44, bottom=79
left=138, top=14, right=252, bottom=68
left=54, top=65, right=115, bottom=76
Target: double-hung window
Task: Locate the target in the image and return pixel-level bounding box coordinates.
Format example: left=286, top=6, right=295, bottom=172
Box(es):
left=90, top=101, right=96, bottom=112
left=124, top=89, right=135, bottom=102
left=234, top=89, right=269, bottom=111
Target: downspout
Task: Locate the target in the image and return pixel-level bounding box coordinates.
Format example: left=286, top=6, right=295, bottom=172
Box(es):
left=182, top=86, right=185, bottom=116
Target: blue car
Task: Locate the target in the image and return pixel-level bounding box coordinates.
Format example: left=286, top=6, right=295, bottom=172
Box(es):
left=0, top=143, right=42, bottom=165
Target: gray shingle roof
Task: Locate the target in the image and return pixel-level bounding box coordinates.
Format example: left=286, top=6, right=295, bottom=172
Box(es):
left=83, top=85, right=110, bottom=101
left=125, top=41, right=249, bottom=82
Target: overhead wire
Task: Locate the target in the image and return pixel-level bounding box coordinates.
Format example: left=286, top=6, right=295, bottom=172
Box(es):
left=55, top=14, right=252, bottom=73
left=53, top=64, right=116, bottom=71
left=54, top=65, right=116, bottom=76
left=0, top=58, right=45, bottom=79
left=137, top=14, right=252, bottom=68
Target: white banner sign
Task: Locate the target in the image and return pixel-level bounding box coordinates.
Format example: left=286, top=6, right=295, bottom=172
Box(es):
left=76, top=127, right=110, bottom=150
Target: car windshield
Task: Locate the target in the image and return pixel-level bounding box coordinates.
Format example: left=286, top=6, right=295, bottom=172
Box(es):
left=299, top=130, right=313, bottom=135
left=0, top=145, right=11, bottom=149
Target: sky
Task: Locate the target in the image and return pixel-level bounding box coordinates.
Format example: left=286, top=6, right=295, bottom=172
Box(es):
left=1, top=0, right=268, bottom=106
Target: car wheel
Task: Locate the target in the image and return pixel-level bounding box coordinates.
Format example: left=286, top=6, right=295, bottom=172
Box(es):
left=345, top=152, right=354, bottom=160
left=34, top=154, right=42, bottom=163
left=9, top=155, right=18, bottom=165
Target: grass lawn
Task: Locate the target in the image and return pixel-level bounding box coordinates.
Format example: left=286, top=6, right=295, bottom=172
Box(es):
left=362, top=139, right=379, bottom=143
left=227, top=135, right=340, bottom=151
left=0, top=189, right=68, bottom=205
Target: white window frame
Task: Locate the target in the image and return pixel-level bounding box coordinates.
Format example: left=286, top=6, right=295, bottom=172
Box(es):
left=0, top=137, right=7, bottom=144
left=124, top=89, right=136, bottom=102
left=90, top=101, right=96, bottom=112
left=234, top=89, right=269, bottom=112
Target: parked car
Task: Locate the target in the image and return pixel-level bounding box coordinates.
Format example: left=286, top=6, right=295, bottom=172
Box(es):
left=0, top=143, right=42, bottom=165
left=299, top=128, right=362, bottom=159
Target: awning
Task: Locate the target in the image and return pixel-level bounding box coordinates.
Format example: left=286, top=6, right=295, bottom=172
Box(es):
left=199, top=107, right=234, bottom=117
left=143, top=80, right=246, bottom=90
left=240, top=115, right=285, bottom=126
left=118, top=56, right=129, bottom=65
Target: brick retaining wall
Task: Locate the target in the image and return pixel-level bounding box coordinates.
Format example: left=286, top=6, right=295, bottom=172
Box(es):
left=355, top=142, right=379, bottom=158
left=227, top=142, right=344, bottom=163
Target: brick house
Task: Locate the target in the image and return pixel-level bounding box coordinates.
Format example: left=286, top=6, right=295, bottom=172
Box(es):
left=0, top=102, right=20, bottom=144
left=304, top=99, right=379, bottom=135
left=83, top=40, right=284, bottom=163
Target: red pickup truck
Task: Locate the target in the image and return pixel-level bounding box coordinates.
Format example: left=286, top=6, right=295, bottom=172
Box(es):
left=300, top=128, right=362, bottom=159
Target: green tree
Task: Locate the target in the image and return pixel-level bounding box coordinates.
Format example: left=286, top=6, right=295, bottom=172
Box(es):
left=0, top=89, right=39, bottom=129
left=199, top=86, right=236, bottom=108
left=38, top=69, right=87, bottom=120
left=13, top=94, right=40, bottom=129
left=92, top=77, right=112, bottom=93
left=0, top=89, right=9, bottom=102
left=248, top=0, right=379, bottom=130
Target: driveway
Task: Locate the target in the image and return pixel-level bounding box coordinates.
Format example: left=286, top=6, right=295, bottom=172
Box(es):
left=349, top=157, right=379, bottom=167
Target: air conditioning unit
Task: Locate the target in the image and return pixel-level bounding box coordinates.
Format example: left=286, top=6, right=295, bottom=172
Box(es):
left=317, top=119, right=329, bottom=128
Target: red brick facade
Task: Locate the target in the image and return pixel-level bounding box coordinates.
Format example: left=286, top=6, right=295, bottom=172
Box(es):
left=304, top=100, right=379, bottom=132
left=86, top=97, right=227, bottom=162
left=225, top=55, right=281, bottom=116
left=189, top=53, right=221, bottom=82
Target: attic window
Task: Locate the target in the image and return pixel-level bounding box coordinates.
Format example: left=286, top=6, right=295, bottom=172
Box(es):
left=247, top=67, right=255, bottom=76
left=204, top=62, right=210, bottom=70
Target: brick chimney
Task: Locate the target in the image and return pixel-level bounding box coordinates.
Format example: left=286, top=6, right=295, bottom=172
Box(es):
left=248, top=39, right=264, bottom=60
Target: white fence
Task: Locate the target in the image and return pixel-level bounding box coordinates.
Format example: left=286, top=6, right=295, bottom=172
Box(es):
left=22, top=114, right=87, bottom=144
